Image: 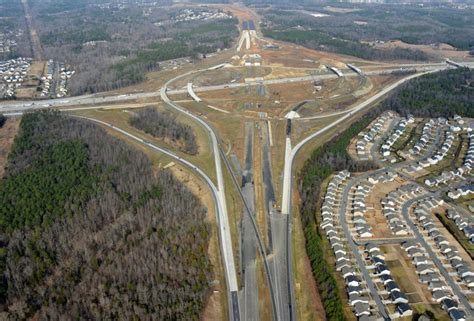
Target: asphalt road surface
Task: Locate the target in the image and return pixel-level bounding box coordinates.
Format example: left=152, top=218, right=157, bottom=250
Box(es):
left=268, top=213, right=291, bottom=321
left=281, top=67, right=446, bottom=216
left=3, top=58, right=474, bottom=321
left=219, top=124, right=281, bottom=321
left=339, top=172, right=391, bottom=320
left=277, top=67, right=461, bottom=321
left=73, top=116, right=241, bottom=321
left=401, top=196, right=474, bottom=319
left=2, top=62, right=474, bottom=115
left=160, top=82, right=241, bottom=320
left=240, top=123, right=259, bottom=321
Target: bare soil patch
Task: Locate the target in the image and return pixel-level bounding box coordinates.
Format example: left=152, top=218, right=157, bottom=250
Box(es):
left=0, top=118, right=21, bottom=178
left=371, top=40, right=472, bottom=61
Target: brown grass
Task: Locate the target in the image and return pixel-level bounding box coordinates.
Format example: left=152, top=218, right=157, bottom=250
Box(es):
left=371, top=40, right=472, bottom=61
left=70, top=107, right=217, bottom=183
left=253, top=121, right=269, bottom=247
left=257, top=255, right=272, bottom=321
left=0, top=117, right=21, bottom=178
left=293, top=201, right=327, bottom=321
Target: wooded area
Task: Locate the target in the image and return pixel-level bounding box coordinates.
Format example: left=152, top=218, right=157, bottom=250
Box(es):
left=0, top=0, right=31, bottom=59
left=0, top=115, right=5, bottom=128
left=130, top=107, right=198, bottom=155
left=381, top=68, right=474, bottom=118
left=29, top=1, right=238, bottom=95
left=298, top=113, right=378, bottom=321
left=0, top=111, right=211, bottom=320
left=298, top=68, right=474, bottom=320
left=263, top=28, right=429, bottom=61
left=260, top=3, right=474, bottom=61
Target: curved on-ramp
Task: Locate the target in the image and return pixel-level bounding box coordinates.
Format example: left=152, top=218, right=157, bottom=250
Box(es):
left=187, top=82, right=230, bottom=114
left=281, top=68, right=445, bottom=215
left=187, top=83, right=202, bottom=102
left=161, top=82, right=240, bottom=321
left=279, top=68, right=447, bottom=321
left=170, top=76, right=281, bottom=320
left=75, top=115, right=240, bottom=321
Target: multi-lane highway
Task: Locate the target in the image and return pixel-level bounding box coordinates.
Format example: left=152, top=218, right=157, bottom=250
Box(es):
left=160, top=67, right=294, bottom=321
left=2, top=62, right=474, bottom=115
left=278, top=66, right=456, bottom=321
left=240, top=123, right=259, bottom=321
left=160, top=80, right=241, bottom=321
left=281, top=68, right=445, bottom=216
left=221, top=123, right=280, bottom=321
left=56, top=115, right=240, bottom=321
left=2, top=48, right=474, bottom=321
left=161, top=70, right=292, bottom=321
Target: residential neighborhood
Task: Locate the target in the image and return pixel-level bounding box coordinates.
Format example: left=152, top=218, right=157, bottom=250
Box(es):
left=0, top=58, right=73, bottom=99
left=40, top=60, right=75, bottom=98
left=172, top=8, right=233, bottom=23
left=331, top=113, right=474, bottom=320
left=0, top=57, right=31, bottom=99
left=0, top=31, right=19, bottom=57
left=0, top=1, right=473, bottom=321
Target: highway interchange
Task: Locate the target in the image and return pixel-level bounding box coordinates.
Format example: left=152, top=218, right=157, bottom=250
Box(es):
left=2, top=21, right=474, bottom=321
left=2, top=61, right=474, bottom=115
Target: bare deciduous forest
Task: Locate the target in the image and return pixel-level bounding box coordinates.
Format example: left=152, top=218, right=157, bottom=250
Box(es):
left=0, top=111, right=212, bottom=320
left=28, top=0, right=238, bottom=95
left=130, top=107, right=198, bottom=155
left=0, top=0, right=31, bottom=59
left=259, top=3, right=474, bottom=61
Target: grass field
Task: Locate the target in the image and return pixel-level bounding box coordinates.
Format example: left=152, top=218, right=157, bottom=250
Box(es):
left=71, top=106, right=217, bottom=183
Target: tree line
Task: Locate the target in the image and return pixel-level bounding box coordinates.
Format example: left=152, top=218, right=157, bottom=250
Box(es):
left=259, top=4, right=474, bottom=55
left=130, top=107, right=198, bottom=155
left=297, top=68, right=474, bottom=320
left=0, top=0, right=32, bottom=59
left=259, top=8, right=432, bottom=62
left=31, top=2, right=238, bottom=96
left=0, top=111, right=211, bottom=320
left=298, top=112, right=378, bottom=321
left=262, top=29, right=430, bottom=62
left=381, top=68, right=474, bottom=118
left=0, top=115, right=5, bottom=128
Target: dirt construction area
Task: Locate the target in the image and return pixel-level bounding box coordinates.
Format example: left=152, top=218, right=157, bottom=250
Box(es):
left=196, top=75, right=379, bottom=118
left=362, top=178, right=410, bottom=239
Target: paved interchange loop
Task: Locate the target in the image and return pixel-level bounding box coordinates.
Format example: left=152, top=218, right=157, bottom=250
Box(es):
left=2, top=57, right=474, bottom=321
